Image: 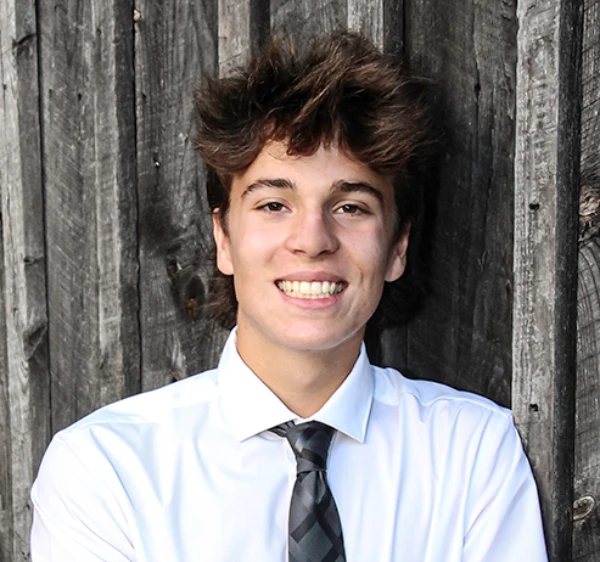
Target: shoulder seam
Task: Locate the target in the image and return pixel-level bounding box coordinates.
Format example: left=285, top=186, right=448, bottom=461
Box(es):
left=377, top=366, right=512, bottom=420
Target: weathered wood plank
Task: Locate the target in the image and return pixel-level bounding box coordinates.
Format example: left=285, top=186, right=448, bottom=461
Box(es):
left=348, top=0, right=384, bottom=48
left=396, top=0, right=518, bottom=406
left=580, top=0, right=599, bottom=174
left=347, top=0, right=402, bottom=54
left=219, top=0, right=269, bottom=76
left=219, top=0, right=252, bottom=76
left=0, top=1, right=50, bottom=559
left=270, top=0, right=347, bottom=41
left=574, top=236, right=600, bottom=561
left=0, top=215, right=10, bottom=562
left=135, top=0, right=226, bottom=392
left=39, top=0, right=141, bottom=431
left=574, top=2, right=600, bottom=559
left=0, top=211, right=11, bottom=562
left=512, top=1, right=583, bottom=560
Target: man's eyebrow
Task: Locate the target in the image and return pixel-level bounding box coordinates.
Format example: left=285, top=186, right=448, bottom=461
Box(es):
left=242, top=178, right=295, bottom=197
left=331, top=180, right=384, bottom=204
left=241, top=178, right=385, bottom=204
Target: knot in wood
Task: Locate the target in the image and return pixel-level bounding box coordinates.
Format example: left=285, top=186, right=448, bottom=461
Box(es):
left=573, top=495, right=595, bottom=522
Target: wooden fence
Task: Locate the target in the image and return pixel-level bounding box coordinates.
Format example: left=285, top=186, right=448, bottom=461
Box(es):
left=0, top=0, right=597, bottom=560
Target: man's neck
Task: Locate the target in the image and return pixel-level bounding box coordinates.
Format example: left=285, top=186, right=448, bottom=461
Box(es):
left=235, top=325, right=363, bottom=418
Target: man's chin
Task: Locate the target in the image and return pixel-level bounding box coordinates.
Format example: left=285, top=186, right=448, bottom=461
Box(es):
left=263, top=324, right=365, bottom=356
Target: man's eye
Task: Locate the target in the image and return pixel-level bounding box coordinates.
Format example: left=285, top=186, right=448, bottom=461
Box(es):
left=337, top=204, right=364, bottom=215
left=260, top=202, right=286, bottom=212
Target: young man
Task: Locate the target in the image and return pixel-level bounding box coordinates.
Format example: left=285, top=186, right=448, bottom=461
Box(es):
left=31, top=33, right=548, bottom=561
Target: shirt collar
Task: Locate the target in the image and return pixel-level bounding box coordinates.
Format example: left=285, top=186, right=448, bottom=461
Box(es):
left=218, top=329, right=374, bottom=444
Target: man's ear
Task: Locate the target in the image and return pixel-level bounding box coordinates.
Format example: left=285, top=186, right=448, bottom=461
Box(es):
left=212, top=212, right=234, bottom=275
left=384, top=226, right=410, bottom=283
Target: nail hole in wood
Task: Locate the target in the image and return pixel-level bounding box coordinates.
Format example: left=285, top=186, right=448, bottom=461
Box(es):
left=166, top=257, right=179, bottom=277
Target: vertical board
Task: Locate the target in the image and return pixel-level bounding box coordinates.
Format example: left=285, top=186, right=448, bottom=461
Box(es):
left=39, top=0, right=141, bottom=432
left=219, top=0, right=253, bottom=76
left=512, top=1, right=583, bottom=560
left=219, top=0, right=269, bottom=76
left=399, top=0, right=518, bottom=406
left=347, top=0, right=402, bottom=54
left=0, top=202, right=10, bottom=562
left=135, top=0, right=225, bottom=392
left=580, top=0, right=600, bottom=174
left=0, top=198, right=10, bottom=560
left=0, top=1, right=50, bottom=559
left=348, top=0, right=384, bottom=47
left=270, top=0, right=348, bottom=41
left=574, top=2, right=600, bottom=559
left=574, top=239, right=600, bottom=561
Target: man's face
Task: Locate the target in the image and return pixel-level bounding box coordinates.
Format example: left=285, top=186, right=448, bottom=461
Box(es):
left=213, top=141, right=408, bottom=358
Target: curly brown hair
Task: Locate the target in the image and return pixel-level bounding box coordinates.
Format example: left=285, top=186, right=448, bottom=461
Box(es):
left=194, top=31, right=437, bottom=330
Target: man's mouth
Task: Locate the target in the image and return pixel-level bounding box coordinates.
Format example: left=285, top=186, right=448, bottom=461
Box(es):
left=276, top=280, right=346, bottom=299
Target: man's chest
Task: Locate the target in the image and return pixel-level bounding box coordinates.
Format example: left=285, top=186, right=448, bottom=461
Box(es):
left=122, top=438, right=466, bottom=562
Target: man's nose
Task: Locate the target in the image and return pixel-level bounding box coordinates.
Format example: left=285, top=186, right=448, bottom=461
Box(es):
left=285, top=210, right=339, bottom=257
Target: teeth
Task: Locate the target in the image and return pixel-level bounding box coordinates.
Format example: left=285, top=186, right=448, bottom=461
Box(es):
left=277, top=280, right=345, bottom=299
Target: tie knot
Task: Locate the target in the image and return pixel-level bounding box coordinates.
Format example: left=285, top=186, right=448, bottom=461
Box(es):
left=271, top=421, right=335, bottom=473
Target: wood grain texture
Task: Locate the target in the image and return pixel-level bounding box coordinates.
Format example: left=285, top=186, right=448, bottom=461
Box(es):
left=393, top=0, right=517, bottom=406
left=581, top=0, right=599, bottom=175
left=574, top=238, right=600, bottom=561
left=39, top=0, right=141, bottom=431
left=0, top=201, right=10, bottom=561
left=512, top=1, right=583, bottom=560
left=348, top=0, right=402, bottom=53
left=0, top=211, right=10, bottom=562
left=219, top=0, right=252, bottom=75
left=574, top=4, right=600, bottom=558
left=219, top=0, right=269, bottom=76
left=270, top=0, right=347, bottom=42
left=135, top=0, right=227, bottom=392
left=0, top=1, right=50, bottom=559
left=348, top=0, right=384, bottom=47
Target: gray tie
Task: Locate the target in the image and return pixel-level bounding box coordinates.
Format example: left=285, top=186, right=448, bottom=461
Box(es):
left=271, top=421, right=346, bottom=562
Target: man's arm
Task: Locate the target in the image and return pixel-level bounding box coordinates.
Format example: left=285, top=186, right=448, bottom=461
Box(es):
left=463, top=415, right=548, bottom=561
left=31, top=434, right=135, bottom=561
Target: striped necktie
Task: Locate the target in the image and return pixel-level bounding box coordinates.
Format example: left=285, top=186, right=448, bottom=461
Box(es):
left=271, top=421, right=346, bottom=562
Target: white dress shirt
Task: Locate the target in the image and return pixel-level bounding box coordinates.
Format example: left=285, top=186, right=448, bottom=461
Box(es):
left=31, top=329, right=548, bottom=561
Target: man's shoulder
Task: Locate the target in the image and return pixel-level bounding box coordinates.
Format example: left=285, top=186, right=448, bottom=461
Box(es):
left=34, top=368, right=223, bottom=507
left=370, top=365, right=520, bottom=467
left=371, top=364, right=512, bottom=424
left=60, top=367, right=221, bottom=440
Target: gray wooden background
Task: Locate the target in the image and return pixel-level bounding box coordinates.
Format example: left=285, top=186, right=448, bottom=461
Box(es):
left=0, top=0, right=597, bottom=561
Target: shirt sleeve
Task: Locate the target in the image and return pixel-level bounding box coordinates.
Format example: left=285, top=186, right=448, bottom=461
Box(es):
left=31, top=433, right=135, bottom=561
left=462, top=415, right=548, bottom=561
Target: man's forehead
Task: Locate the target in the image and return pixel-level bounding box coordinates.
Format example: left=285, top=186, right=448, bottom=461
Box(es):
left=230, top=140, right=392, bottom=197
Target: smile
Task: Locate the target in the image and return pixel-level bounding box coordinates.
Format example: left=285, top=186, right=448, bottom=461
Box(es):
left=276, top=280, right=346, bottom=299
